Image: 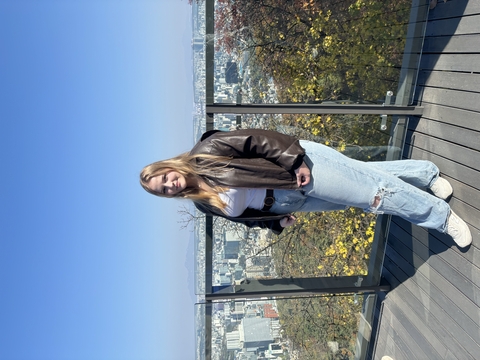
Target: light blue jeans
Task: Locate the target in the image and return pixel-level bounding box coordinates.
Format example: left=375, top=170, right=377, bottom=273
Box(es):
left=269, top=140, right=451, bottom=232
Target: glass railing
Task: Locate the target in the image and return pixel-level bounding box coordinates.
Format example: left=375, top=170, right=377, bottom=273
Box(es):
left=211, top=0, right=422, bottom=106
left=192, top=0, right=430, bottom=359
left=207, top=113, right=397, bottom=282
left=197, top=294, right=376, bottom=360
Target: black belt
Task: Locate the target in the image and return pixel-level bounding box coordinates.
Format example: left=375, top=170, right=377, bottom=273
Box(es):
left=262, top=189, right=275, bottom=211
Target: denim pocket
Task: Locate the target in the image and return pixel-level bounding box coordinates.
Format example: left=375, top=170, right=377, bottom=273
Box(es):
left=270, top=190, right=306, bottom=214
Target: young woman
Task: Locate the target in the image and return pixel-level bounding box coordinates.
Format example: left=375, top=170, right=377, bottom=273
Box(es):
left=140, top=129, right=472, bottom=248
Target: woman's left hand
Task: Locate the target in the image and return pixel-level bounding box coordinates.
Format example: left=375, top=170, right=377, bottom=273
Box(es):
left=294, top=161, right=311, bottom=187
left=280, top=215, right=296, bottom=228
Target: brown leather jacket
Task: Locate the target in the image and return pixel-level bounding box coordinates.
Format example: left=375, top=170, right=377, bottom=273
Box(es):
left=190, top=129, right=305, bottom=234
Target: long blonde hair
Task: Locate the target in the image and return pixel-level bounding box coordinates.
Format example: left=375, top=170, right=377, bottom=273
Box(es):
left=140, top=153, right=231, bottom=212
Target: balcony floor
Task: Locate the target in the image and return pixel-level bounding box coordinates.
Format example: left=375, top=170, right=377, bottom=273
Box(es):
left=369, top=1, right=480, bottom=359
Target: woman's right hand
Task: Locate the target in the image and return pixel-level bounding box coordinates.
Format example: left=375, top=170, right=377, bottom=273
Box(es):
left=280, top=214, right=296, bottom=228
left=294, top=161, right=311, bottom=187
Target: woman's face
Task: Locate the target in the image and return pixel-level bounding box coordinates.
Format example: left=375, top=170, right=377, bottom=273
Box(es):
left=148, top=171, right=187, bottom=196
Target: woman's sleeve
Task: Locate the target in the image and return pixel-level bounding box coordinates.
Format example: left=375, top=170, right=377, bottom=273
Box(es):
left=209, top=129, right=305, bottom=172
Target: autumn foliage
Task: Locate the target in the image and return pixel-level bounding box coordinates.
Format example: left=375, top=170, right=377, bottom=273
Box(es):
left=215, top=0, right=410, bottom=103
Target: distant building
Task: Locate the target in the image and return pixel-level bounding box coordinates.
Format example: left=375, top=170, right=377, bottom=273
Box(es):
left=268, top=343, right=283, bottom=355
left=192, top=37, right=204, bottom=52
left=251, top=255, right=271, bottom=267
left=226, top=330, right=242, bottom=350
left=218, top=264, right=229, bottom=276
left=242, top=318, right=274, bottom=349
left=234, top=265, right=244, bottom=281
left=263, top=304, right=279, bottom=319
left=245, top=265, right=266, bottom=279
left=225, top=61, right=239, bottom=83
left=232, top=302, right=244, bottom=321
left=224, top=231, right=241, bottom=259
left=219, top=274, right=231, bottom=286
left=245, top=308, right=257, bottom=318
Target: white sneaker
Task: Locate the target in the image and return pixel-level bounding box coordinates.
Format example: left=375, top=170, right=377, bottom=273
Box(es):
left=446, top=210, right=472, bottom=248
left=430, top=177, right=453, bottom=200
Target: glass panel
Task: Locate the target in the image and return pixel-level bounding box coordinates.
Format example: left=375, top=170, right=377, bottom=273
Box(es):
left=203, top=114, right=396, bottom=289
left=213, top=0, right=415, bottom=105
left=194, top=0, right=431, bottom=358
left=199, top=294, right=376, bottom=360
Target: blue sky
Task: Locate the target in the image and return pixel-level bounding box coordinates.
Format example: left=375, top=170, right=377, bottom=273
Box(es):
left=0, top=1, right=195, bottom=359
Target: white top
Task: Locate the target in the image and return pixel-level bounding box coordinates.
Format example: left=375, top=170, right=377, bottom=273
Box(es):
left=218, top=188, right=267, bottom=217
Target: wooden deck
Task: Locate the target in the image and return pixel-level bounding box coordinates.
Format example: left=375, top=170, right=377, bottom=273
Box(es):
left=368, top=1, right=480, bottom=359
